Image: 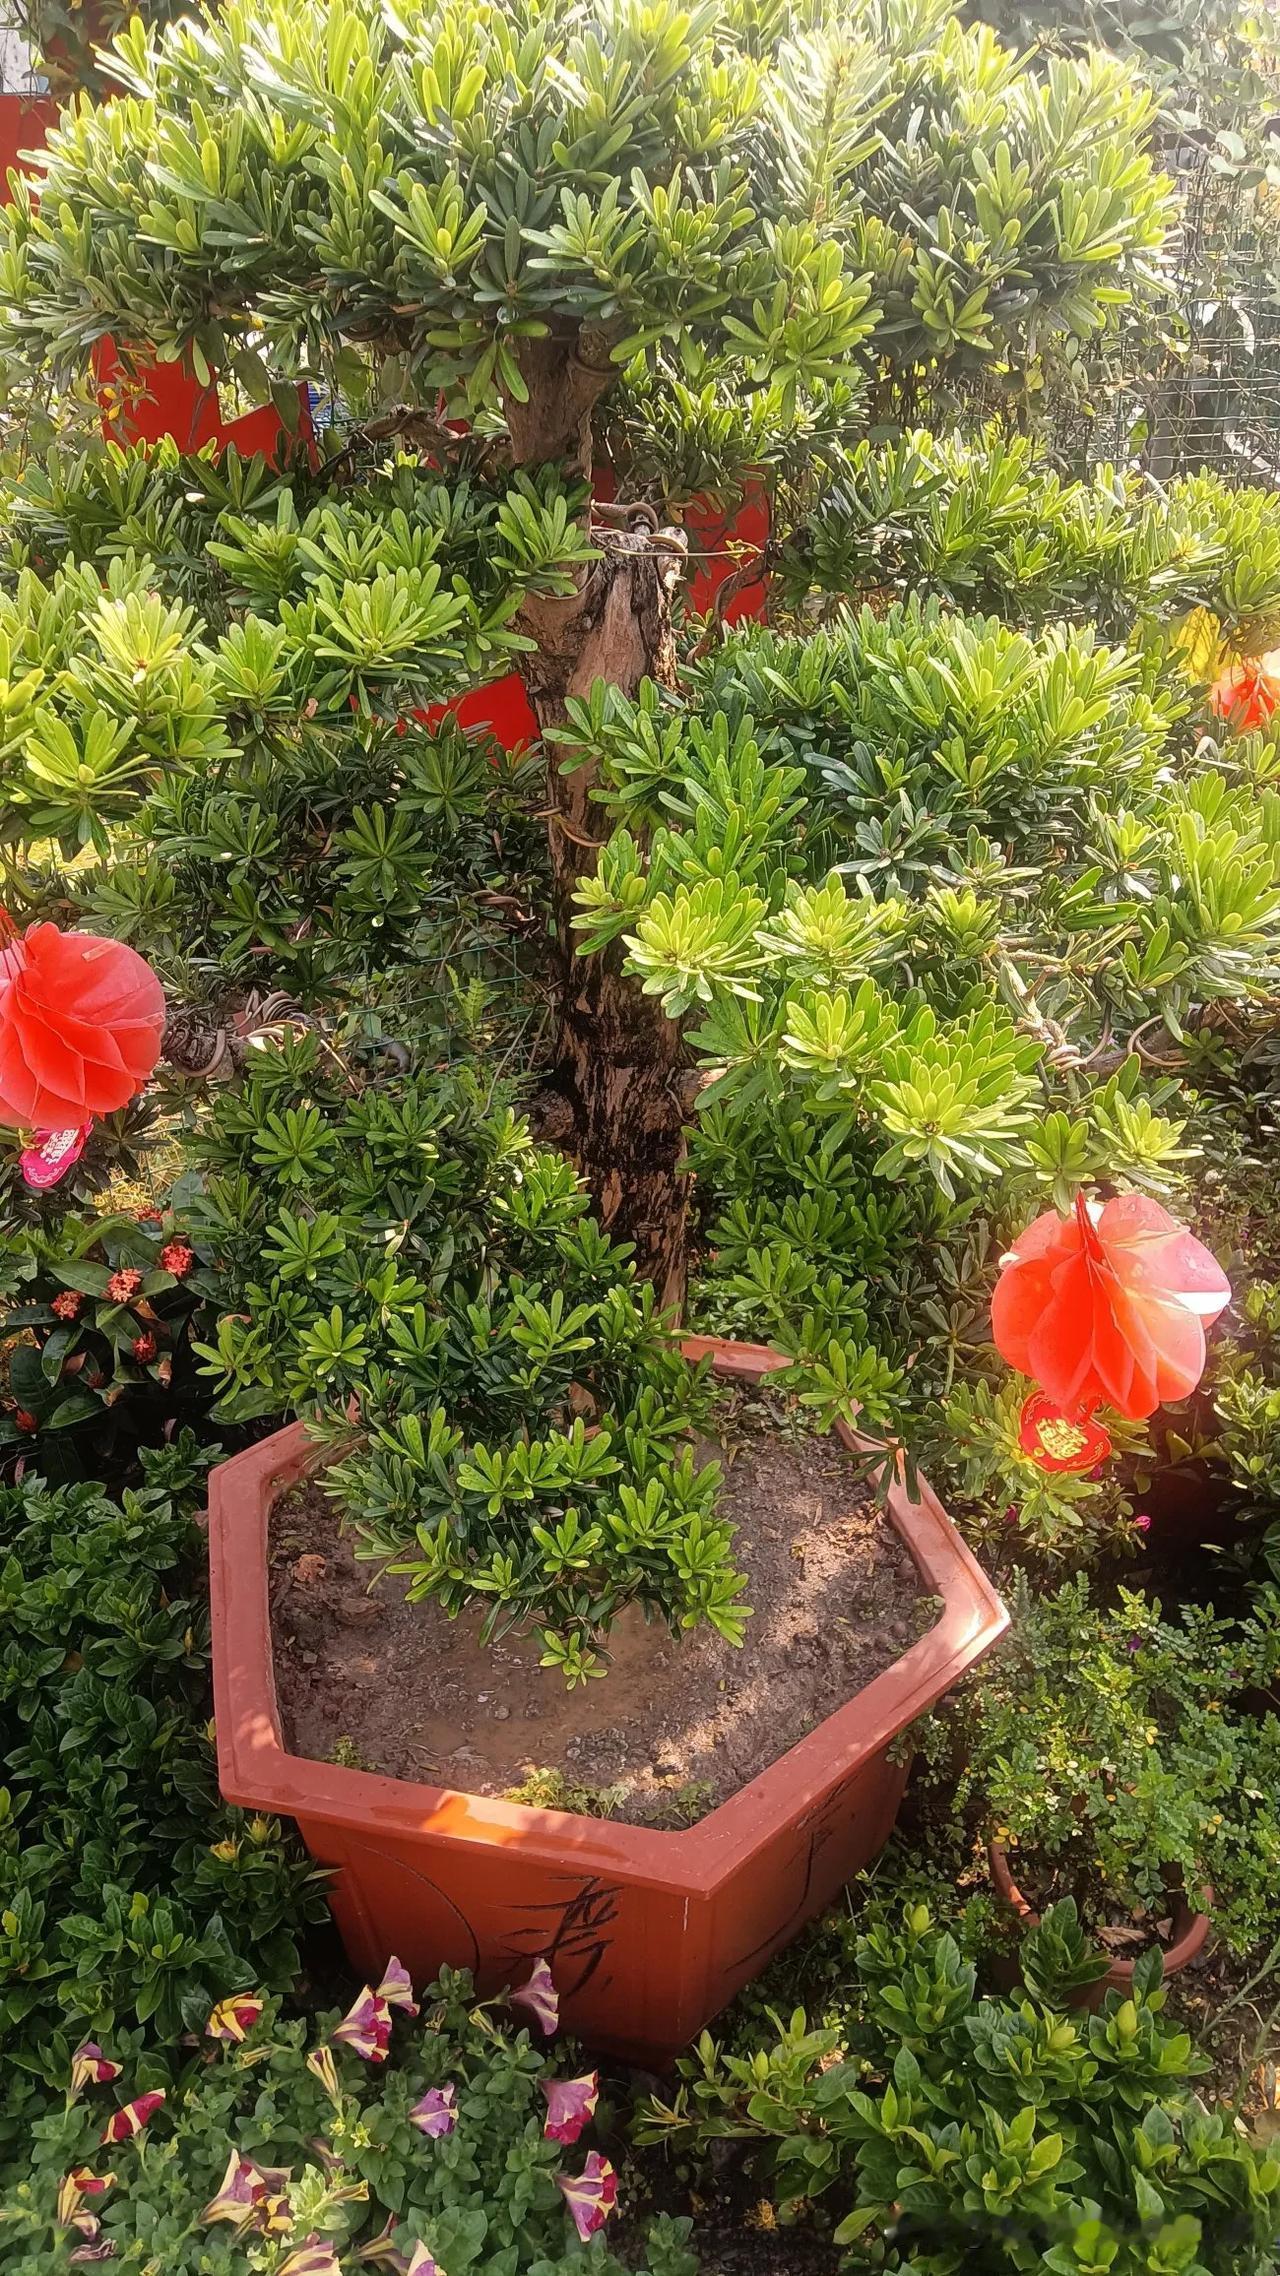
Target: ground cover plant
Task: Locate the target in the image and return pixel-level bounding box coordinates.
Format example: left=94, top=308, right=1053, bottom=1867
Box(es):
left=0, top=1443, right=324, bottom=2117
left=643, top=1899, right=1280, bottom=2272
left=3, top=0, right=1280, bottom=2262
left=3, top=1963, right=696, bottom=2274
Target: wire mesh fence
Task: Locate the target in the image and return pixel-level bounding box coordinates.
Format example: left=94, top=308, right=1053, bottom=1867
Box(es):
left=1042, top=138, right=1280, bottom=485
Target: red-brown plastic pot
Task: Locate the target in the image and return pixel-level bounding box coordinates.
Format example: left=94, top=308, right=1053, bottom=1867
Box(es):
left=988, top=1841, right=1212, bottom=2008
left=207, top=1336, right=1007, bottom=2066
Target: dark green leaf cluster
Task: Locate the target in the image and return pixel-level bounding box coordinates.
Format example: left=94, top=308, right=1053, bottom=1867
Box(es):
left=0, top=1445, right=323, bottom=2094
left=947, top=1571, right=1280, bottom=1953
left=777, top=428, right=1280, bottom=637
left=182, top=1030, right=747, bottom=1682
left=642, top=1903, right=1280, bottom=2273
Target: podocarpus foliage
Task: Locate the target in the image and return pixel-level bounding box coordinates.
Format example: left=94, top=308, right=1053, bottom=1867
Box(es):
left=0, top=0, right=1174, bottom=1296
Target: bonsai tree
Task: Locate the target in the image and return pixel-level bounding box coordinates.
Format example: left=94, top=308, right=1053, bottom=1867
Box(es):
left=0, top=0, right=1173, bottom=1298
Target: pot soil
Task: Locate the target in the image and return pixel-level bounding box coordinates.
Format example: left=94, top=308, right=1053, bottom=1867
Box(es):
left=989, top=1840, right=1212, bottom=2007
left=208, top=1336, right=1008, bottom=2065
left=269, top=1410, right=929, bottom=1829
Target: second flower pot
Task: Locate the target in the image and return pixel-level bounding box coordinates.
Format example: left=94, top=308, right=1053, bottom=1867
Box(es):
left=989, top=1840, right=1213, bottom=2008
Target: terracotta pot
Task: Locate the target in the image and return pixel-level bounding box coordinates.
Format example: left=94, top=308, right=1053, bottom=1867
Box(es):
left=207, top=1335, right=1007, bottom=2066
left=988, top=1841, right=1212, bottom=2008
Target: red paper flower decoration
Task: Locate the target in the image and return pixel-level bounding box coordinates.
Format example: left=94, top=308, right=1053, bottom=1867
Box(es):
left=992, top=1191, right=1230, bottom=1423
left=1017, top=1391, right=1112, bottom=1473
left=0, top=918, right=165, bottom=1133
left=1209, top=650, right=1280, bottom=734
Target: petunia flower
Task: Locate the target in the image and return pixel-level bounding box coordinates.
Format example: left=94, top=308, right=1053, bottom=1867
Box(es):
left=992, top=1191, right=1230, bottom=1423
left=279, top=2239, right=343, bottom=2276
left=66, top=2170, right=115, bottom=2201
left=1209, top=650, right=1280, bottom=733
left=558, top=2152, right=618, bottom=2242
left=306, top=2044, right=342, bottom=2105
left=410, top=2084, right=457, bottom=2139
left=57, top=2176, right=101, bottom=2239
left=205, top=1992, right=266, bottom=2043
left=355, top=2214, right=411, bottom=2270
left=509, top=1957, right=559, bottom=2035
left=68, top=2245, right=118, bottom=2264
left=541, top=2072, right=599, bottom=2145
left=201, top=2147, right=294, bottom=2234
left=333, top=1986, right=393, bottom=2062
left=376, top=1957, right=418, bottom=2015
left=99, top=2090, right=165, bottom=2144
left=69, top=2043, right=122, bottom=2100
left=0, top=917, right=165, bottom=1131
left=408, top=2247, right=444, bottom=2275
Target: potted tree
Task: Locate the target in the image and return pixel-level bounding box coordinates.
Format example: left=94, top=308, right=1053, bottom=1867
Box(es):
left=2, top=0, right=1176, bottom=2053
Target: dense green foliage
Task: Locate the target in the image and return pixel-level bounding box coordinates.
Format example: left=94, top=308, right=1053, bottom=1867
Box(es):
left=0, top=1447, right=322, bottom=2100
left=3, top=1968, right=695, bottom=2273
left=644, top=1903, right=1280, bottom=2272
left=182, top=1028, right=743, bottom=1682
left=946, top=1574, right=1280, bottom=1952
left=0, top=0, right=1171, bottom=460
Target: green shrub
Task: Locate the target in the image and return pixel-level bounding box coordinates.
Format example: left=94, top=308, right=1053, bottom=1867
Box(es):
left=1, top=1966, right=697, bottom=2273
left=642, top=1902, right=1280, bottom=2272
left=180, top=1028, right=744, bottom=1685
left=0, top=1191, right=213, bottom=1470
left=0, top=1444, right=323, bottom=2097
left=0, top=0, right=1171, bottom=427
left=946, top=1573, right=1280, bottom=1952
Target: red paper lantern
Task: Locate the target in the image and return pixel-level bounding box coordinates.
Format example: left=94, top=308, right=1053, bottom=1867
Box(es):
left=0, top=918, right=165, bottom=1132
left=992, top=1191, right=1230, bottom=1423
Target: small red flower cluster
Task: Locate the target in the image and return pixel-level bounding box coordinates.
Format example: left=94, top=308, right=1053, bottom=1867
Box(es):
left=106, top=1268, right=143, bottom=1303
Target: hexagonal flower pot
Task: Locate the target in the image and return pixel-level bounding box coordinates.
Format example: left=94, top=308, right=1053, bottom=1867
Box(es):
left=207, top=1336, right=1006, bottom=2066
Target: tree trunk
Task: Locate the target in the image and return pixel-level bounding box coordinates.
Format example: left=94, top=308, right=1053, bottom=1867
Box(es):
left=506, top=335, right=693, bottom=1307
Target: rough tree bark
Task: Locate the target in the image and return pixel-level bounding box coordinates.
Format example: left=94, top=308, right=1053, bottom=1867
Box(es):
left=505, top=326, right=695, bottom=1309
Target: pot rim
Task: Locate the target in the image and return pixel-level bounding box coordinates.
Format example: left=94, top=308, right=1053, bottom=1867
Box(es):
left=209, top=1334, right=1008, bottom=1892
left=987, top=1838, right=1214, bottom=1982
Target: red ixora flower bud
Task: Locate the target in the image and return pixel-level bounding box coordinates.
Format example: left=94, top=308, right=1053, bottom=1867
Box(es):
left=51, top=1291, right=83, bottom=1321
left=158, top=1241, right=194, bottom=1278
left=131, top=1333, right=157, bottom=1363
left=14, top=1409, right=38, bottom=1432
left=137, top=1206, right=165, bottom=1228
left=106, top=1268, right=143, bottom=1303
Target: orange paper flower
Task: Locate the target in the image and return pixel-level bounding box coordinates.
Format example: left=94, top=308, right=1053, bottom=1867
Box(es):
left=1209, top=650, right=1280, bottom=734
left=992, top=1192, right=1230, bottom=1422
left=0, top=918, right=165, bottom=1130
